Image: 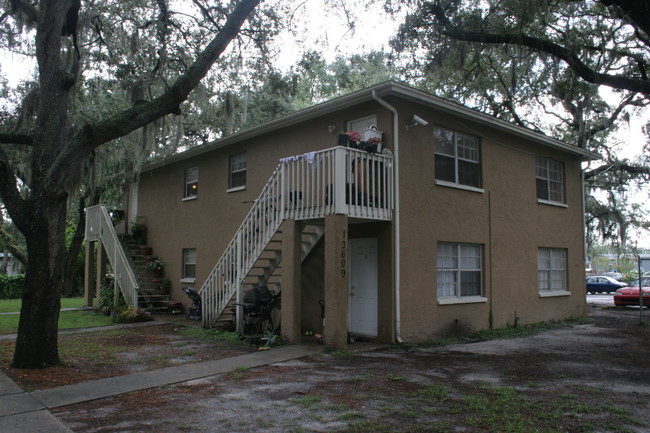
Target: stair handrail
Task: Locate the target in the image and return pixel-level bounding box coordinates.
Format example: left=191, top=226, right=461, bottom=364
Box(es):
left=199, top=159, right=287, bottom=327
left=85, top=205, right=139, bottom=309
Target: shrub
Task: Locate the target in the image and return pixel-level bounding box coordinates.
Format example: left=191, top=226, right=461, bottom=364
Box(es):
left=98, top=279, right=127, bottom=315
left=0, top=274, right=24, bottom=299
left=114, top=308, right=153, bottom=323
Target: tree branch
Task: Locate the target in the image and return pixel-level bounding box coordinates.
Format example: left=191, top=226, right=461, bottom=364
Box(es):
left=0, top=147, right=29, bottom=236
left=599, top=0, right=650, bottom=43
left=584, top=161, right=650, bottom=181
left=0, top=225, right=27, bottom=266
left=0, top=133, right=33, bottom=146
left=7, top=0, right=39, bottom=25
left=425, top=3, right=650, bottom=95
left=47, top=0, right=261, bottom=186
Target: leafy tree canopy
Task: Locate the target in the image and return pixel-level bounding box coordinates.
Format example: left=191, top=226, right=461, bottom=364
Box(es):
left=389, top=0, right=649, bottom=248
left=0, top=0, right=266, bottom=369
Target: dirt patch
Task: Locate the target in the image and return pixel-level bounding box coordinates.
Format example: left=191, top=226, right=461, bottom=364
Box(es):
left=49, top=307, right=650, bottom=433
left=0, top=321, right=254, bottom=390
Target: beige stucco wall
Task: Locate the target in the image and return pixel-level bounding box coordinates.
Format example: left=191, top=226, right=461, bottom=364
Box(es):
left=386, top=96, right=586, bottom=341
left=136, top=94, right=586, bottom=342
left=137, top=101, right=388, bottom=311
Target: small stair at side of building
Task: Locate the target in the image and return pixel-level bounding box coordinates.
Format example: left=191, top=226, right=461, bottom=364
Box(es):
left=121, top=236, right=171, bottom=313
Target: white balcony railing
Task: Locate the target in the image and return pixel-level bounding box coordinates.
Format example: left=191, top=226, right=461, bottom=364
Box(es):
left=85, top=205, right=139, bottom=309
left=200, top=146, right=393, bottom=326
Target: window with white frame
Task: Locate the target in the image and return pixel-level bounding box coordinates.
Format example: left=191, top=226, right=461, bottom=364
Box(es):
left=537, top=248, right=567, bottom=293
left=182, top=248, right=196, bottom=280
left=229, top=152, right=247, bottom=190
left=437, top=242, right=483, bottom=299
left=536, top=157, right=565, bottom=204
left=184, top=167, right=198, bottom=199
left=434, top=126, right=481, bottom=188
left=347, top=115, right=377, bottom=135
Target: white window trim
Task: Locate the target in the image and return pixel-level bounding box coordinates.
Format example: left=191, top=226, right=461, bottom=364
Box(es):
left=437, top=242, right=483, bottom=300
left=438, top=296, right=488, bottom=305
left=182, top=248, right=197, bottom=281
left=227, top=185, right=246, bottom=193
left=435, top=179, right=484, bottom=194
left=184, top=167, right=199, bottom=199
left=535, top=156, right=565, bottom=204
left=229, top=152, right=247, bottom=190
left=538, top=290, right=571, bottom=298
left=434, top=126, right=482, bottom=189
left=537, top=247, right=567, bottom=293
left=537, top=198, right=568, bottom=208
left=347, top=114, right=378, bottom=132
left=182, top=196, right=198, bottom=202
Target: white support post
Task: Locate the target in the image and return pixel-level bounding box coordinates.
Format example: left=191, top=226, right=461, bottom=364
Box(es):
left=280, top=162, right=287, bottom=221
left=333, top=147, right=347, bottom=214
left=235, top=230, right=244, bottom=334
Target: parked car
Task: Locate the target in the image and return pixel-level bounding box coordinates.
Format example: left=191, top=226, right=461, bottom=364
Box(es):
left=605, top=271, right=624, bottom=280
left=585, top=276, right=627, bottom=294
left=614, top=277, right=650, bottom=307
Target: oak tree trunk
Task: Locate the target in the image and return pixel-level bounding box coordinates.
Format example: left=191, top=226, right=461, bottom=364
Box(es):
left=12, top=198, right=68, bottom=368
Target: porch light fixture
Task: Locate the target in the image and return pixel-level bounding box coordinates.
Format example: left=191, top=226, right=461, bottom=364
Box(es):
left=405, top=114, right=429, bottom=131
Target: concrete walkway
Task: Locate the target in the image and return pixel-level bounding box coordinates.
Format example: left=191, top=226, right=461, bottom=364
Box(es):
left=0, top=326, right=320, bottom=433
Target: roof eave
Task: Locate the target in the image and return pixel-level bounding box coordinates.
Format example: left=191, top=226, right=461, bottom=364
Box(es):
left=143, top=81, right=597, bottom=171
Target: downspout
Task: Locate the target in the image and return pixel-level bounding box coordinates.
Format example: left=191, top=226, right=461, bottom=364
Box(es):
left=372, top=90, right=403, bottom=343
left=582, top=158, right=591, bottom=292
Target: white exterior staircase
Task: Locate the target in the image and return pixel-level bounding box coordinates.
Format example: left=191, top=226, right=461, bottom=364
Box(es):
left=200, top=146, right=394, bottom=328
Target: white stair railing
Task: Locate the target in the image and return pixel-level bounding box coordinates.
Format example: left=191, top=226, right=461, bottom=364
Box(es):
left=85, top=205, right=139, bottom=309
left=200, top=146, right=394, bottom=327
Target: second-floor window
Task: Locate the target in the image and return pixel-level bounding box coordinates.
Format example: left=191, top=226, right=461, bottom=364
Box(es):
left=229, top=152, right=247, bottom=190
left=536, top=157, right=565, bottom=204
left=434, top=126, right=481, bottom=188
left=184, top=167, right=198, bottom=199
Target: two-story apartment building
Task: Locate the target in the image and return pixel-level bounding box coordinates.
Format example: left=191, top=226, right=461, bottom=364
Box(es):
left=86, top=81, right=594, bottom=347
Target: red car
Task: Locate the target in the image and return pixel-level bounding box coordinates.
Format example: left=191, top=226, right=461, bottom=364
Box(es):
left=614, top=277, right=650, bottom=307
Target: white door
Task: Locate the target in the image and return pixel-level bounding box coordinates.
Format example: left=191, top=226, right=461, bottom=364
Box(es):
left=348, top=238, right=378, bottom=337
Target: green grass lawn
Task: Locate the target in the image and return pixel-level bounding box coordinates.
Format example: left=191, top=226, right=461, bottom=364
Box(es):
left=0, top=297, right=85, bottom=313
left=0, top=298, right=113, bottom=334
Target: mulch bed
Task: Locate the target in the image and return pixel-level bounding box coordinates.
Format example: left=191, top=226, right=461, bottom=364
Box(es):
left=0, top=322, right=254, bottom=390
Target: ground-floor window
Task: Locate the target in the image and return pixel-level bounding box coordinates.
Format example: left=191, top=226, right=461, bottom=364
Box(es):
left=538, top=247, right=566, bottom=293
left=182, top=248, right=196, bottom=281
left=437, top=242, right=482, bottom=299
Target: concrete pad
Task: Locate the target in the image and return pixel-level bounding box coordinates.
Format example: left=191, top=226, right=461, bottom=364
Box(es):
left=32, top=345, right=319, bottom=408
left=0, top=410, right=73, bottom=433
left=0, top=373, right=23, bottom=396
left=0, top=393, right=44, bottom=416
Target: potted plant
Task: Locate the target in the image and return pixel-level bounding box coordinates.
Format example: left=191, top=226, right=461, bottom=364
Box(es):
left=160, top=278, right=171, bottom=295
left=146, top=258, right=164, bottom=276
left=131, top=217, right=147, bottom=246
left=345, top=131, right=362, bottom=148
